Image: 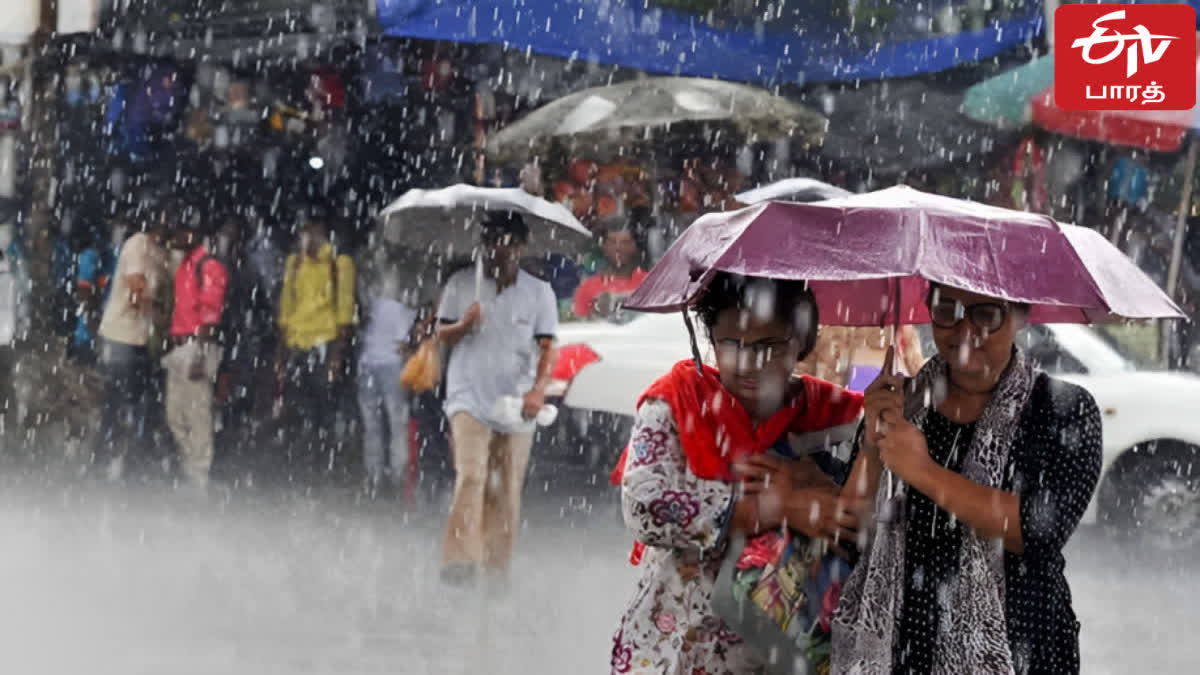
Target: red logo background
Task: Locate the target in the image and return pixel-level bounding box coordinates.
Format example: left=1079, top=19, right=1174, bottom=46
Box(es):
left=1055, top=4, right=1196, bottom=111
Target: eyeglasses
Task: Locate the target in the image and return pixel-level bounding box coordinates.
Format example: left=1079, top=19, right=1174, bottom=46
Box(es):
left=928, top=298, right=1009, bottom=332
left=714, top=335, right=795, bottom=365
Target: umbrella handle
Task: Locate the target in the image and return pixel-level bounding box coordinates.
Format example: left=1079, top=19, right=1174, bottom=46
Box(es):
left=884, top=278, right=904, bottom=504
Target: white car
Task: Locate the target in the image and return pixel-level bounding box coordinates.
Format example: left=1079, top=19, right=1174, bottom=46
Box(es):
left=551, top=313, right=1200, bottom=551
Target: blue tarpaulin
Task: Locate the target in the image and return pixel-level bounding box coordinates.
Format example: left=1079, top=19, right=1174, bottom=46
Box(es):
left=377, top=0, right=1047, bottom=85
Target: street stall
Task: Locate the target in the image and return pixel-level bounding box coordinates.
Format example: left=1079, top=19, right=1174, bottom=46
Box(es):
left=982, top=57, right=1200, bottom=365
left=485, top=75, right=826, bottom=313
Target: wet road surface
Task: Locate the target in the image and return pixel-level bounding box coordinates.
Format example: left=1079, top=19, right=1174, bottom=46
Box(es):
left=0, top=473, right=1195, bottom=674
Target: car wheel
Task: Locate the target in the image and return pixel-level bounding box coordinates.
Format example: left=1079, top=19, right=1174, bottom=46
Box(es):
left=1099, top=441, right=1200, bottom=553
left=584, top=412, right=634, bottom=470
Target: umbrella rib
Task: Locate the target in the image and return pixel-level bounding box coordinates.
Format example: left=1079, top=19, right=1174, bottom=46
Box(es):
left=1051, top=220, right=1111, bottom=314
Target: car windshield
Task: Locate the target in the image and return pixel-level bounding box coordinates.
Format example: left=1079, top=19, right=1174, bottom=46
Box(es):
left=1021, top=324, right=1136, bottom=374
left=568, top=303, right=645, bottom=326
left=1091, top=323, right=1162, bottom=370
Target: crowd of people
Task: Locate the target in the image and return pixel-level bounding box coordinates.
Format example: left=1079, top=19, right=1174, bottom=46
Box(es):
left=16, top=174, right=1112, bottom=675
left=36, top=193, right=651, bottom=583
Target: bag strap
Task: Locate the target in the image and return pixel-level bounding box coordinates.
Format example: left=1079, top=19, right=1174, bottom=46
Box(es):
left=194, top=253, right=213, bottom=290
left=328, top=249, right=339, bottom=313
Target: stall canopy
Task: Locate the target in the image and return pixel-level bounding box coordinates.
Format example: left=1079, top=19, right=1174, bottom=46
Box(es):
left=377, top=0, right=1046, bottom=86
left=99, top=0, right=371, bottom=39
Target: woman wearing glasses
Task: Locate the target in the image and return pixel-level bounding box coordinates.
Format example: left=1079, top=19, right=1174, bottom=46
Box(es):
left=609, top=272, right=864, bottom=674
left=832, top=284, right=1103, bottom=675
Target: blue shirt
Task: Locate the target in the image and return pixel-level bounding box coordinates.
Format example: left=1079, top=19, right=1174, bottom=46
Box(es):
left=359, top=297, right=417, bottom=367
left=73, top=247, right=101, bottom=346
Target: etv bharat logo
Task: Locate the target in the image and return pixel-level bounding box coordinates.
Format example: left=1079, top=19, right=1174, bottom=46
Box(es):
left=1073, top=10, right=1177, bottom=79
left=1056, top=4, right=1196, bottom=111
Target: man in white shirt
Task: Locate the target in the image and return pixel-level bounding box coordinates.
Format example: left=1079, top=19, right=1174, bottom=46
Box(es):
left=436, top=212, right=558, bottom=585
left=94, top=210, right=168, bottom=480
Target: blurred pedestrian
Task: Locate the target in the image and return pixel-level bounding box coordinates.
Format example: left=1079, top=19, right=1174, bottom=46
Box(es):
left=211, top=219, right=261, bottom=474
left=162, top=221, right=228, bottom=488
left=94, top=209, right=169, bottom=480
left=69, top=219, right=120, bottom=364
left=356, top=255, right=420, bottom=496
left=242, top=217, right=286, bottom=417
left=275, top=210, right=356, bottom=478
left=572, top=212, right=649, bottom=321
left=51, top=215, right=80, bottom=340
left=436, top=212, right=558, bottom=586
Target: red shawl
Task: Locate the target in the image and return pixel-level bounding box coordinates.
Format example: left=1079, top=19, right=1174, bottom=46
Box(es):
left=611, top=360, right=864, bottom=564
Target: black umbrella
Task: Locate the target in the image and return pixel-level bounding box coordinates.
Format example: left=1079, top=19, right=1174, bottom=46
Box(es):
left=808, top=80, right=1019, bottom=176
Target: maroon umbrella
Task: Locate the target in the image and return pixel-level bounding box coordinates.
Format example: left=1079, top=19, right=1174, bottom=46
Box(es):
left=626, top=186, right=1183, bottom=324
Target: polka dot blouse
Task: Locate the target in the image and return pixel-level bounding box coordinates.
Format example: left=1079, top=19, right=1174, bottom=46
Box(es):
left=890, top=373, right=1103, bottom=675
left=895, top=411, right=976, bottom=675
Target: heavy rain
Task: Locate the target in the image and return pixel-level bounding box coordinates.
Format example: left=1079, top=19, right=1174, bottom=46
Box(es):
left=0, top=1, right=1198, bottom=674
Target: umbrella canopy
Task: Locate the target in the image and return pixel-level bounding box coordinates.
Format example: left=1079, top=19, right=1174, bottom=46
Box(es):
left=624, top=186, right=1183, bottom=325
left=1059, top=223, right=1185, bottom=321
left=961, top=57, right=1054, bottom=128
left=963, top=56, right=1200, bottom=148
left=813, top=80, right=1018, bottom=175
left=486, top=77, right=826, bottom=161
left=1030, top=65, right=1200, bottom=152
left=966, top=55, right=1200, bottom=151
left=735, top=177, right=851, bottom=205
left=378, top=185, right=591, bottom=258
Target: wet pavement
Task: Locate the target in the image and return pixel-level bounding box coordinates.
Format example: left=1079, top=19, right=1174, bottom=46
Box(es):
left=0, top=469, right=1195, bottom=674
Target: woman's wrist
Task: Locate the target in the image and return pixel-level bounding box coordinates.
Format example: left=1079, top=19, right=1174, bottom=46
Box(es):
left=784, top=487, right=827, bottom=536
left=906, top=458, right=945, bottom=503
left=734, top=492, right=762, bottom=535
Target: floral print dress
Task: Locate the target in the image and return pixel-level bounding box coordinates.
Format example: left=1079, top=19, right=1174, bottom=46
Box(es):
left=610, top=399, right=760, bottom=675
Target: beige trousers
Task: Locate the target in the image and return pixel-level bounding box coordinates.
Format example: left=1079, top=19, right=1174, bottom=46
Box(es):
left=163, top=341, right=219, bottom=485
left=442, top=412, right=533, bottom=570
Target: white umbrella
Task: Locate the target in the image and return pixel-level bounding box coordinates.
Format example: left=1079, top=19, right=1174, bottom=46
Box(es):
left=486, top=76, right=826, bottom=161
left=378, top=184, right=591, bottom=259
left=735, top=177, right=852, bottom=205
